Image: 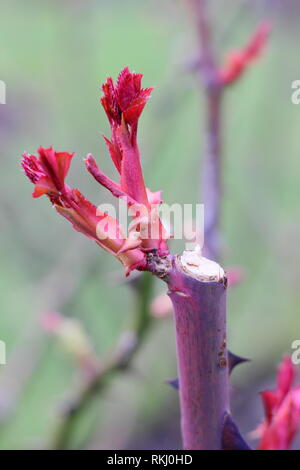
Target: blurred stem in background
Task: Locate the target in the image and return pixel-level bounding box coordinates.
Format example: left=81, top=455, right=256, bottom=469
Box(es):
left=189, top=0, right=270, bottom=262
left=189, top=0, right=224, bottom=262
left=50, top=272, right=154, bottom=450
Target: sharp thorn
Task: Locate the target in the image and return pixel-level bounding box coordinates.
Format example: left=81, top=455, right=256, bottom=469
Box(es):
left=222, top=413, right=252, bottom=450
left=228, top=350, right=250, bottom=374
left=165, top=378, right=179, bottom=390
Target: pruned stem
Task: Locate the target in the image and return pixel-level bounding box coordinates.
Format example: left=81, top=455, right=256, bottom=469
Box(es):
left=167, top=251, right=229, bottom=449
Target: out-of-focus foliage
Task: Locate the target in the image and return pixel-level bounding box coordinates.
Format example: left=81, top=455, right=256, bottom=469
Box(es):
left=0, top=0, right=299, bottom=449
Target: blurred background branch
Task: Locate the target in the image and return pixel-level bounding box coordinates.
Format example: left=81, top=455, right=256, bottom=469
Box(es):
left=188, top=0, right=224, bottom=261
left=50, top=273, right=154, bottom=450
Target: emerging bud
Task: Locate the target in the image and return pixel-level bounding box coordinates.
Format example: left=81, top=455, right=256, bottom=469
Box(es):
left=41, top=312, right=98, bottom=377
left=101, top=67, right=153, bottom=132
left=219, top=22, right=271, bottom=85
left=254, top=356, right=300, bottom=450
left=21, top=147, right=73, bottom=198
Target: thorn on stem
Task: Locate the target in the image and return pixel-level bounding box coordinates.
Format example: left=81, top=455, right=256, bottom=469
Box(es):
left=166, top=378, right=179, bottom=390
left=228, top=350, right=250, bottom=374
left=222, top=413, right=251, bottom=450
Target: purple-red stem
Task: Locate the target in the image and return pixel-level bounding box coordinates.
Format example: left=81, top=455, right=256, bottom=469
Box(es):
left=167, top=257, right=229, bottom=449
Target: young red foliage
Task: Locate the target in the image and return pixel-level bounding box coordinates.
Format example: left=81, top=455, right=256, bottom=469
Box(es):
left=256, top=356, right=300, bottom=450
left=219, top=22, right=271, bottom=85
left=22, top=68, right=170, bottom=273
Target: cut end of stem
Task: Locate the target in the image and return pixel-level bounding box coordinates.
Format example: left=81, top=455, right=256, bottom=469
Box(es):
left=178, top=245, right=225, bottom=282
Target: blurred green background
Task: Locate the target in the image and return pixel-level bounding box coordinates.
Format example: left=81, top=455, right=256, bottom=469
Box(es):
left=0, top=0, right=299, bottom=449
